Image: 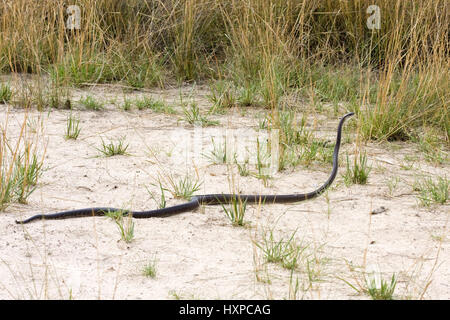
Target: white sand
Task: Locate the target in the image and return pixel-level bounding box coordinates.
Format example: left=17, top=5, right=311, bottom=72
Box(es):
left=0, top=83, right=448, bottom=300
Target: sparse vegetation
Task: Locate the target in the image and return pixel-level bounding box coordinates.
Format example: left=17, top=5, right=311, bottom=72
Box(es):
left=12, top=151, right=43, bottom=204
left=341, top=263, right=399, bottom=300
left=97, top=137, right=129, bottom=157
left=120, top=97, right=133, bottom=111
left=256, top=228, right=303, bottom=269
left=343, top=151, right=372, bottom=186
left=135, top=96, right=175, bottom=114
left=65, top=113, right=81, bottom=140
left=157, top=172, right=202, bottom=200
left=238, top=83, right=260, bottom=107
left=235, top=157, right=250, bottom=177
left=204, top=138, right=228, bottom=164
left=365, top=272, right=398, bottom=300
left=413, top=128, right=449, bottom=165
left=142, top=255, right=158, bottom=278
left=147, top=180, right=168, bottom=210
left=183, top=103, right=218, bottom=126
left=221, top=196, right=247, bottom=227
left=105, top=209, right=135, bottom=243
left=414, top=177, right=449, bottom=206
left=207, top=80, right=236, bottom=113
left=0, top=0, right=448, bottom=301
left=0, top=84, right=12, bottom=103
left=254, top=138, right=272, bottom=186
left=0, top=116, right=44, bottom=209
left=386, top=176, right=400, bottom=197
left=79, top=95, right=103, bottom=111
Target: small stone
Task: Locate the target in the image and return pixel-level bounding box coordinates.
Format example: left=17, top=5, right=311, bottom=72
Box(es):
left=371, top=206, right=388, bottom=215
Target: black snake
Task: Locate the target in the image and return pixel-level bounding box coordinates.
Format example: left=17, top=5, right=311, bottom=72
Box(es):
left=16, top=112, right=354, bottom=224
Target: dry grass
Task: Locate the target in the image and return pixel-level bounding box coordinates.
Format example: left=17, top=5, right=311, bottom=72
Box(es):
left=0, top=0, right=447, bottom=144
left=0, top=111, right=45, bottom=209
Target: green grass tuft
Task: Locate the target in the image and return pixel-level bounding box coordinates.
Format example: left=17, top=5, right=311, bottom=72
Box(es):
left=79, top=95, right=104, bottom=111
left=97, top=137, right=129, bottom=157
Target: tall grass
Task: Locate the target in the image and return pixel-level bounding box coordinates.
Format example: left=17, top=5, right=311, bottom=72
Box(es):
left=0, top=0, right=447, bottom=140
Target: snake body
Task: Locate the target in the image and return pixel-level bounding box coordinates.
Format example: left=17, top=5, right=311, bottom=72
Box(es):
left=16, top=112, right=354, bottom=224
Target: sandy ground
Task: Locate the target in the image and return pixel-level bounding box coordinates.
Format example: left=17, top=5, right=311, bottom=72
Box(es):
left=0, top=81, right=448, bottom=300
